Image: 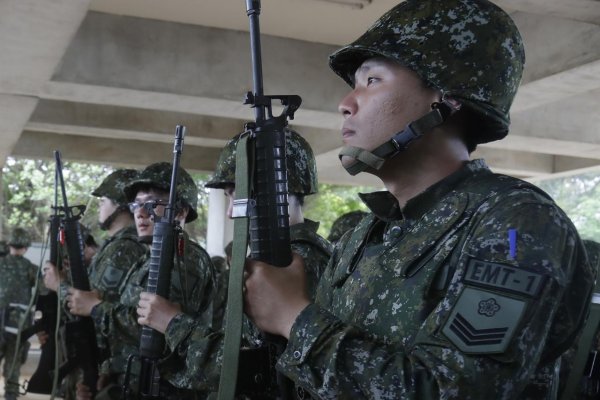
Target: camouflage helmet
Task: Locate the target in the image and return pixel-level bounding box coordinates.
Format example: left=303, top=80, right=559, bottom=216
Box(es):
left=205, top=129, right=318, bottom=195
left=124, top=162, right=198, bottom=223
left=329, top=0, right=525, bottom=144
left=92, top=169, right=139, bottom=205
left=328, top=210, right=367, bottom=242
left=8, top=227, right=32, bottom=248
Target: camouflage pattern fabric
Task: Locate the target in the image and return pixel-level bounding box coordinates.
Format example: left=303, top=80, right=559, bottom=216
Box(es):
left=210, top=257, right=229, bottom=330
left=327, top=211, right=368, bottom=243
left=205, top=129, right=318, bottom=196
left=90, top=231, right=216, bottom=398
left=276, top=159, right=593, bottom=399
left=0, top=253, right=38, bottom=396
left=7, top=227, right=32, bottom=249
left=92, top=169, right=139, bottom=205
left=160, top=219, right=332, bottom=396
left=329, top=0, right=525, bottom=143
left=88, top=225, right=146, bottom=303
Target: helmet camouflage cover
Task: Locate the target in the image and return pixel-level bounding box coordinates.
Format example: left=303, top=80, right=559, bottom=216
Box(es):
left=92, top=169, right=139, bottom=205
left=124, top=162, right=199, bottom=223
left=8, top=227, right=32, bottom=248
left=205, top=129, right=318, bottom=196
left=329, top=0, right=525, bottom=143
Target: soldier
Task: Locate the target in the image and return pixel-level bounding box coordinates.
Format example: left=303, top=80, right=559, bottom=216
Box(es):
left=243, top=0, right=594, bottom=399
left=327, top=210, right=367, bottom=244
left=135, top=129, right=332, bottom=397
left=69, top=162, right=216, bottom=399
left=0, top=228, right=38, bottom=400
left=42, top=169, right=147, bottom=399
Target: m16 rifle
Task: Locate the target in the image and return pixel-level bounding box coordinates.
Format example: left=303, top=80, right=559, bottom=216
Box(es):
left=133, top=125, right=186, bottom=399
left=29, top=151, right=99, bottom=395
left=218, top=1, right=302, bottom=399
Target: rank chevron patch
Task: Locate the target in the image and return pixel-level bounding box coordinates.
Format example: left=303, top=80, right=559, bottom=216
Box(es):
left=448, top=313, right=508, bottom=346
left=442, top=287, right=526, bottom=354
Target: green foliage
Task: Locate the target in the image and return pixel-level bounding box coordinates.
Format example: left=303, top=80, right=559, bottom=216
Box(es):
left=303, top=183, right=377, bottom=238
left=536, top=171, right=600, bottom=242
left=1, top=157, right=211, bottom=245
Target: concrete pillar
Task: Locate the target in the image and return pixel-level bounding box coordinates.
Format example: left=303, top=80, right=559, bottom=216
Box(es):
left=206, top=189, right=233, bottom=257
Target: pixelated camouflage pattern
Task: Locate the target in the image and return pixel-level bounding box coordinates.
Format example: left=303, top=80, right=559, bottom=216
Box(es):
left=7, top=227, right=31, bottom=248
left=88, top=225, right=146, bottom=303
left=329, top=0, right=525, bottom=143
left=0, top=241, right=8, bottom=257
left=205, top=129, right=318, bottom=195
left=92, top=169, right=139, bottom=205
left=159, top=219, right=333, bottom=395
left=90, top=231, right=215, bottom=397
left=277, top=159, right=593, bottom=399
left=327, top=210, right=368, bottom=243
left=0, top=253, right=37, bottom=396
left=124, top=162, right=199, bottom=223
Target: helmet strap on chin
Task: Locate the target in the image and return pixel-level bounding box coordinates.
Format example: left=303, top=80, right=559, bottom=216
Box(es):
left=338, top=99, right=461, bottom=176
left=99, top=204, right=130, bottom=231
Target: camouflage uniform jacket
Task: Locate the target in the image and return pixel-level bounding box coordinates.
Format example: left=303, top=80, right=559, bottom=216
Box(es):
left=91, top=231, right=216, bottom=384
left=160, top=219, right=333, bottom=392
left=88, top=225, right=146, bottom=302
left=277, top=159, right=593, bottom=400
left=0, top=254, right=38, bottom=330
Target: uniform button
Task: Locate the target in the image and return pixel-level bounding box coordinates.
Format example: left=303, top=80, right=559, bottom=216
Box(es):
left=389, top=226, right=403, bottom=238
left=293, top=350, right=302, bottom=360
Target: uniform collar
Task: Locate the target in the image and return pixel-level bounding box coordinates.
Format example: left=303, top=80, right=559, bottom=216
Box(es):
left=360, top=159, right=491, bottom=222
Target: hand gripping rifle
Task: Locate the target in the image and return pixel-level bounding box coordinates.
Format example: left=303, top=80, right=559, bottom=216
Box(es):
left=218, top=1, right=301, bottom=399
left=130, top=125, right=186, bottom=399
left=54, top=151, right=99, bottom=393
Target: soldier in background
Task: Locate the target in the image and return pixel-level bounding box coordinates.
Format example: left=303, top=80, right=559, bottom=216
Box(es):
left=243, top=0, right=594, bottom=398
left=135, top=129, right=332, bottom=398
left=69, top=162, right=216, bottom=399
left=0, top=228, right=37, bottom=400
left=43, top=169, right=147, bottom=398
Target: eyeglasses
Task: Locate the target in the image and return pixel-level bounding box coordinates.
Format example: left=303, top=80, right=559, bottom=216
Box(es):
left=128, top=200, right=168, bottom=215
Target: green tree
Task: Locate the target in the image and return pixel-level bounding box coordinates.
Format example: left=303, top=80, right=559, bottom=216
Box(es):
left=304, top=183, right=377, bottom=238
left=536, top=171, right=600, bottom=242
left=1, top=157, right=211, bottom=245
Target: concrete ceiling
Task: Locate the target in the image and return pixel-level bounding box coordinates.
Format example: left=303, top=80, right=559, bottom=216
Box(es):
left=1, top=0, right=600, bottom=188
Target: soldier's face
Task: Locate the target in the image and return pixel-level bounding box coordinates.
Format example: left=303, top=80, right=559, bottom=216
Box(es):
left=132, top=189, right=169, bottom=237
left=98, top=196, right=118, bottom=224
left=337, top=57, right=439, bottom=170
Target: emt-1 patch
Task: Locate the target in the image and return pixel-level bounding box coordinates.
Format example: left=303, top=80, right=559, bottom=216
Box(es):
left=442, top=287, right=526, bottom=354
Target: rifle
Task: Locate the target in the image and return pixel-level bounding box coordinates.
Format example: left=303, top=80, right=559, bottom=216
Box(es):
left=128, top=125, right=186, bottom=399
left=47, top=152, right=100, bottom=393
left=26, top=158, right=63, bottom=394
left=218, top=1, right=301, bottom=398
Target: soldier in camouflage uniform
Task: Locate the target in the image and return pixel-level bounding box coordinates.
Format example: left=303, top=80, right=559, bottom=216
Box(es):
left=327, top=210, right=367, bottom=244
left=243, top=1, right=594, bottom=399
left=135, top=129, right=332, bottom=397
left=68, top=162, right=216, bottom=399
left=0, top=228, right=38, bottom=400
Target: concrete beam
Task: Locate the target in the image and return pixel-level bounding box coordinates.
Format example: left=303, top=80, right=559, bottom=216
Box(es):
left=13, top=131, right=222, bottom=173
left=498, top=0, right=600, bottom=25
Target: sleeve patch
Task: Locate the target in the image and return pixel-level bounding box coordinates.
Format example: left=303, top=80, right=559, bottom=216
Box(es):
left=464, top=258, right=547, bottom=297
left=442, top=287, right=526, bottom=354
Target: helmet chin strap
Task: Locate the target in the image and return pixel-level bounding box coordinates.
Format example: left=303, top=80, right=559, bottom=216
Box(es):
left=339, top=99, right=461, bottom=176
left=99, top=204, right=130, bottom=231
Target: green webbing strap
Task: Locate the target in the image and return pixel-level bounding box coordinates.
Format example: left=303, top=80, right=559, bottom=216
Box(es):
left=561, top=293, right=600, bottom=400
left=217, top=134, right=251, bottom=400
